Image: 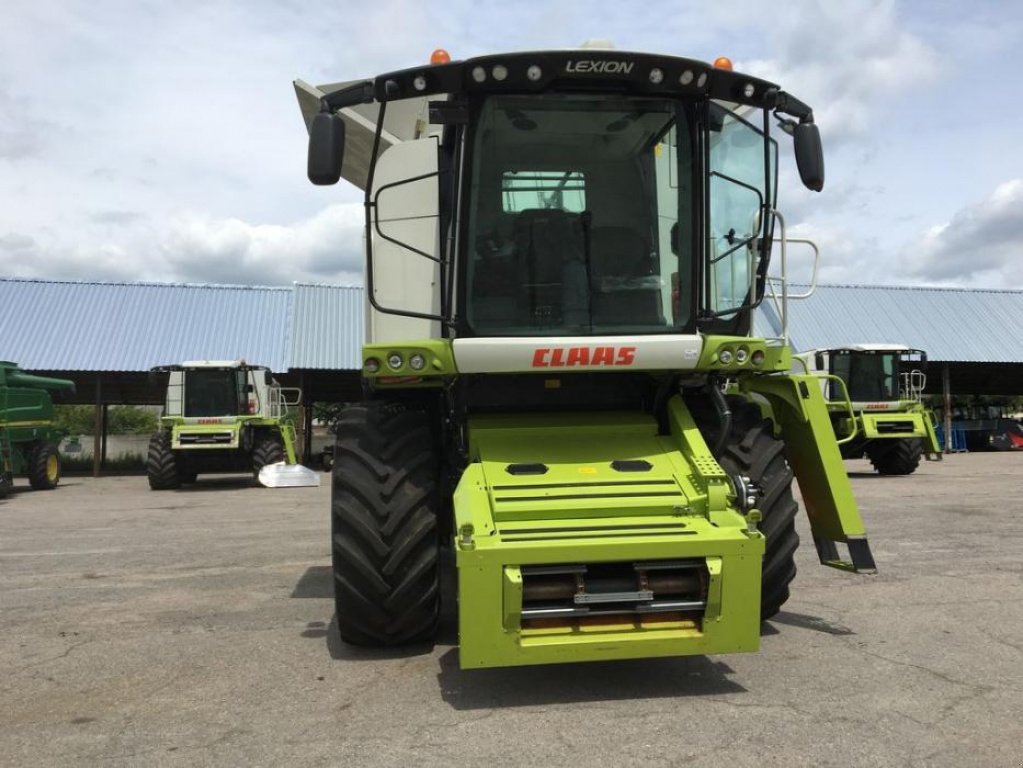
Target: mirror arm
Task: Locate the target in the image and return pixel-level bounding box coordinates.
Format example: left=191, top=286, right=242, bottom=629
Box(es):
left=320, top=81, right=375, bottom=112
left=770, top=89, right=814, bottom=124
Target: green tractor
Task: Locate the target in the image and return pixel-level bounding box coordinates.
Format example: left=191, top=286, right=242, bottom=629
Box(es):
left=297, top=46, right=876, bottom=668
left=0, top=361, right=75, bottom=496
left=798, top=344, right=942, bottom=475
left=146, top=360, right=301, bottom=489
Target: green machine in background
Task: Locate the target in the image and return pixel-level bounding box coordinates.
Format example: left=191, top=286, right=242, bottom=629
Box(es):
left=0, top=361, right=75, bottom=496
left=798, top=345, right=942, bottom=475
left=147, top=360, right=302, bottom=489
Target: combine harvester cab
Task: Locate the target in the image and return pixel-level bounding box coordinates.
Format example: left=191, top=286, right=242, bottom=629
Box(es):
left=146, top=361, right=307, bottom=489
left=0, top=361, right=75, bottom=495
left=297, top=45, right=876, bottom=668
left=797, top=345, right=943, bottom=475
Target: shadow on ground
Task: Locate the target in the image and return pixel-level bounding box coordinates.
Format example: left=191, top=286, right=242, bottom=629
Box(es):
left=291, top=566, right=333, bottom=599
left=768, top=611, right=855, bottom=636
left=436, top=649, right=745, bottom=709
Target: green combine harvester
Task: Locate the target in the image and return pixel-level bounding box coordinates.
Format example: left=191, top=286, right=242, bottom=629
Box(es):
left=146, top=360, right=301, bottom=489
left=0, top=361, right=75, bottom=496
left=798, top=344, right=942, bottom=474
left=296, top=45, right=876, bottom=668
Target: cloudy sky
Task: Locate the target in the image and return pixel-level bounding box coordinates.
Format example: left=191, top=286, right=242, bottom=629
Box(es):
left=1, top=0, right=1020, bottom=289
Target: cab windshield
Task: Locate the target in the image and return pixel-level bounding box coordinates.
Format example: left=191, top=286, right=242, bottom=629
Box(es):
left=464, top=94, right=693, bottom=336
left=833, top=353, right=898, bottom=402
left=183, top=369, right=245, bottom=417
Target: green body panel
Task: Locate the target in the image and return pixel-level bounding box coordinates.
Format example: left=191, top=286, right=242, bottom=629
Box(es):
left=831, top=402, right=942, bottom=456
left=739, top=373, right=873, bottom=572
left=0, top=363, right=73, bottom=479
left=453, top=406, right=765, bottom=669
left=362, top=339, right=456, bottom=384
left=860, top=409, right=925, bottom=439
left=160, top=416, right=298, bottom=464
left=696, top=336, right=792, bottom=372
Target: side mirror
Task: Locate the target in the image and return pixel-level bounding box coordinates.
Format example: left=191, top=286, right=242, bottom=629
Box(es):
left=794, top=123, right=824, bottom=192
left=308, top=112, right=345, bottom=185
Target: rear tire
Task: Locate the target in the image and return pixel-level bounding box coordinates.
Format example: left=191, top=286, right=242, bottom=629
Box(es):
left=146, top=431, right=181, bottom=490
left=252, top=435, right=285, bottom=480
left=716, top=399, right=800, bottom=621
left=28, top=442, right=61, bottom=490
left=331, top=401, right=440, bottom=646
left=867, top=438, right=922, bottom=475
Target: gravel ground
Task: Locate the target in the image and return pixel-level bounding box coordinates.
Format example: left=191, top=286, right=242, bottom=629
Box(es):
left=1, top=453, right=1022, bottom=767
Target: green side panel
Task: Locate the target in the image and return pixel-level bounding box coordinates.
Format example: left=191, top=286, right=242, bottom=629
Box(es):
left=171, top=421, right=243, bottom=450
left=697, top=335, right=792, bottom=372
left=740, top=374, right=874, bottom=573
left=920, top=408, right=942, bottom=455
left=859, top=411, right=929, bottom=440
left=0, top=386, right=55, bottom=424
left=453, top=411, right=765, bottom=669
left=280, top=423, right=298, bottom=464
left=0, top=364, right=74, bottom=392
left=362, top=338, right=456, bottom=383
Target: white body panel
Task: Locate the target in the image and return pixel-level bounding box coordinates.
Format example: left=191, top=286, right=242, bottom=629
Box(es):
left=368, top=138, right=442, bottom=344
left=796, top=345, right=922, bottom=409
left=453, top=334, right=704, bottom=374
left=294, top=80, right=435, bottom=191
left=164, top=366, right=283, bottom=420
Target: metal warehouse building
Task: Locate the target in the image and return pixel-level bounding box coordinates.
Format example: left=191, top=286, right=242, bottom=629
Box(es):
left=755, top=283, right=1023, bottom=396
left=4, top=277, right=1022, bottom=399
left=3, top=276, right=1022, bottom=470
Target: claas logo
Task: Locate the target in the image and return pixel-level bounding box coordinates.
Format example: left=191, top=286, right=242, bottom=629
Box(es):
left=532, top=346, right=637, bottom=368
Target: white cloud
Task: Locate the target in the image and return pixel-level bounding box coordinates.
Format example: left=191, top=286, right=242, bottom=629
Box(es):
left=733, top=0, right=940, bottom=145
left=0, top=204, right=364, bottom=286
left=0, top=0, right=1015, bottom=292
left=899, top=179, right=1023, bottom=285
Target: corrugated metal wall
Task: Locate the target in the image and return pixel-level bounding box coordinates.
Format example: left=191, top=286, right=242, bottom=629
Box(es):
left=755, top=283, right=1023, bottom=363
left=0, top=279, right=293, bottom=371
left=289, top=284, right=364, bottom=370
left=3, top=278, right=1021, bottom=372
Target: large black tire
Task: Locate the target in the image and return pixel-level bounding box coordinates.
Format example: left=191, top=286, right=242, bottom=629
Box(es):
left=28, top=442, right=61, bottom=490
left=252, top=435, right=285, bottom=479
left=331, top=401, right=440, bottom=646
left=146, top=431, right=181, bottom=490
left=867, top=438, right=922, bottom=475
left=716, top=400, right=800, bottom=621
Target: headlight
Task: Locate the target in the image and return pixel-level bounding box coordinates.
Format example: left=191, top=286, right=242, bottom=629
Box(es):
left=386, top=352, right=404, bottom=370
left=364, top=357, right=381, bottom=374
left=409, top=353, right=426, bottom=371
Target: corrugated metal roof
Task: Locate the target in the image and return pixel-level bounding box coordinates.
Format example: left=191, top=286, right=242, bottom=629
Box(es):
left=0, top=278, right=292, bottom=372
left=4, top=277, right=1021, bottom=373
left=754, top=283, right=1023, bottom=363
left=289, top=283, right=364, bottom=370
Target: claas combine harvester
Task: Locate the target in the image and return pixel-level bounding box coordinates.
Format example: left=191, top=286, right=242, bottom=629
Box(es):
left=146, top=361, right=301, bottom=489
left=797, top=344, right=942, bottom=475
left=295, top=44, right=876, bottom=669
